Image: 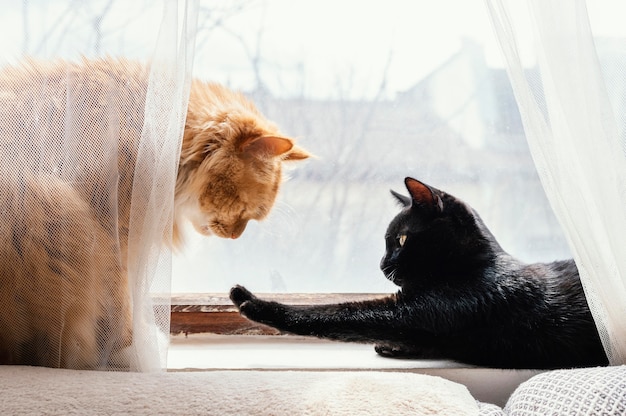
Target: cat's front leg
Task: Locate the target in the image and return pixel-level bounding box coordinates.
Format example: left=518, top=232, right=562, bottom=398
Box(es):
left=229, top=285, right=291, bottom=330
left=230, top=285, right=410, bottom=344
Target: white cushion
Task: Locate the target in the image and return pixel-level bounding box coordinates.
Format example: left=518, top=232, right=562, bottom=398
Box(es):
left=0, top=366, right=479, bottom=415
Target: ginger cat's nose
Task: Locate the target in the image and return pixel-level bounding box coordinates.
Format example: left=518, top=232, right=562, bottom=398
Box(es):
left=230, top=220, right=248, bottom=239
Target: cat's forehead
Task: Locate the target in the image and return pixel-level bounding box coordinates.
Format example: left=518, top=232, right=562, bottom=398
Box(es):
left=387, top=206, right=422, bottom=233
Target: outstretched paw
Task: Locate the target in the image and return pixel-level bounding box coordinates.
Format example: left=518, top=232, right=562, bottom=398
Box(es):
left=229, top=285, right=268, bottom=322
left=229, top=285, right=286, bottom=328
left=375, top=343, right=420, bottom=359
left=229, top=285, right=256, bottom=308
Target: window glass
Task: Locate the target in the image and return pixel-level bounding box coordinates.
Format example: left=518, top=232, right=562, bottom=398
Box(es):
left=2, top=1, right=162, bottom=61
left=4, top=2, right=624, bottom=294
left=172, top=0, right=572, bottom=293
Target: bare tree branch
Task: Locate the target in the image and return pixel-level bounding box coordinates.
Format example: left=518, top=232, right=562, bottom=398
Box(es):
left=22, top=0, right=29, bottom=54
left=33, top=1, right=79, bottom=55
left=194, top=1, right=258, bottom=51
left=92, top=0, right=114, bottom=55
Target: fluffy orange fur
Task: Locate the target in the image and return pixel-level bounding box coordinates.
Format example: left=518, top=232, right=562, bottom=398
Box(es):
left=176, top=80, right=309, bottom=244
left=0, top=58, right=309, bottom=368
left=0, top=174, right=131, bottom=368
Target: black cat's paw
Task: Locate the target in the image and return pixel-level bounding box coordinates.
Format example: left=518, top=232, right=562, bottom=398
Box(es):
left=375, top=344, right=398, bottom=357
left=229, top=285, right=256, bottom=308
left=375, top=343, right=415, bottom=358
left=229, top=285, right=275, bottom=323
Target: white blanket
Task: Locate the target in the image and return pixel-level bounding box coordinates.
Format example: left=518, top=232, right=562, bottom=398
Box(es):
left=0, top=366, right=479, bottom=415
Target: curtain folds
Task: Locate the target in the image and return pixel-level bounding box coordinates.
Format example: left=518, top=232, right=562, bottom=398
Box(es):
left=127, top=0, right=198, bottom=372
left=486, top=0, right=626, bottom=364
left=0, top=0, right=198, bottom=371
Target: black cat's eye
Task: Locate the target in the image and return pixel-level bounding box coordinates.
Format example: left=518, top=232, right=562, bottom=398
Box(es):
left=397, top=234, right=407, bottom=247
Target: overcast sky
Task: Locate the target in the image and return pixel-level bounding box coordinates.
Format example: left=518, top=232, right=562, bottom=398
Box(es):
left=192, top=0, right=626, bottom=99
left=194, top=0, right=501, bottom=99
left=2, top=0, right=626, bottom=100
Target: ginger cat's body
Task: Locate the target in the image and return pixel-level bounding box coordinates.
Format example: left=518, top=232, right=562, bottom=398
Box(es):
left=0, top=58, right=308, bottom=369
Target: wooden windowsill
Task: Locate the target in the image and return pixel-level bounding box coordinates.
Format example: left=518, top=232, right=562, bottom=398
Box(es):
left=169, top=293, right=388, bottom=336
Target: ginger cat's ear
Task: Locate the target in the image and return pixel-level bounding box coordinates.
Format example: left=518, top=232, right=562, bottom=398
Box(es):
left=241, top=135, right=293, bottom=159
left=283, top=144, right=311, bottom=161
left=241, top=135, right=310, bottom=160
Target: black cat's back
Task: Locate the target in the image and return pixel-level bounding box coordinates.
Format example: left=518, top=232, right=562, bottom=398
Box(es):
left=438, top=255, right=607, bottom=368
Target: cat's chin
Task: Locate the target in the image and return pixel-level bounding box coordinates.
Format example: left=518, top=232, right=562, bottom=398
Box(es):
left=190, top=220, right=248, bottom=239
left=384, top=274, right=403, bottom=287
left=192, top=224, right=214, bottom=237
left=191, top=220, right=231, bottom=239
left=194, top=223, right=247, bottom=239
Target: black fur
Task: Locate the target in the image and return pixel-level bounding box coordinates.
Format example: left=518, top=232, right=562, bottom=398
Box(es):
left=230, top=177, right=608, bottom=369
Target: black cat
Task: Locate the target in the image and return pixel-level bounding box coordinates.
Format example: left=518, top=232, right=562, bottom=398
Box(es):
left=230, top=177, right=608, bottom=369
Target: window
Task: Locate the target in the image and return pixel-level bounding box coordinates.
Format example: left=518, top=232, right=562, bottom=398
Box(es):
left=7, top=0, right=624, bottom=372
left=15, top=1, right=626, bottom=372
left=172, top=0, right=570, bottom=296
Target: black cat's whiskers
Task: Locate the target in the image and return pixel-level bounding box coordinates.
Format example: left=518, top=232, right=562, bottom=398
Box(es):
left=381, top=264, right=400, bottom=285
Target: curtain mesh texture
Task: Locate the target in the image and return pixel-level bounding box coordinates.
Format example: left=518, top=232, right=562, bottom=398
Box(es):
left=0, top=0, right=197, bottom=371
left=487, top=0, right=626, bottom=365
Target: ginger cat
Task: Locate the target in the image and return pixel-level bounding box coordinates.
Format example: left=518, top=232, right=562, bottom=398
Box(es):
left=0, top=58, right=309, bottom=369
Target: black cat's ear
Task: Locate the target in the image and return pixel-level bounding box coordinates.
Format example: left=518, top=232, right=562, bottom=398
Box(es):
left=404, top=177, right=444, bottom=213
left=390, top=189, right=411, bottom=207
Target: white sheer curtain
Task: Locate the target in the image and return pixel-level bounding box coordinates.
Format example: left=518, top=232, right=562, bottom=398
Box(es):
left=126, top=0, right=198, bottom=371
left=487, top=0, right=626, bottom=365
left=0, top=0, right=197, bottom=371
